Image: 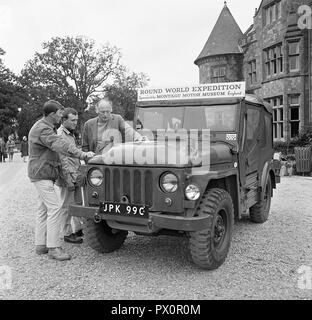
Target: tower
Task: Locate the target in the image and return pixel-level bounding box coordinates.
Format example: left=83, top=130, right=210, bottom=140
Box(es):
left=195, top=2, right=244, bottom=84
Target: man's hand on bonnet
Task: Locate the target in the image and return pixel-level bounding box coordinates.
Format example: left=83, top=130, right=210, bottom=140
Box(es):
left=85, top=151, right=95, bottom=158
left=134, top=136, right=149, bottom=142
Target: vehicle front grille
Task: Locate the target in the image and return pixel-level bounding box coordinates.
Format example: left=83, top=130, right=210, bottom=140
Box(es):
left=103, top=167, right=153, bottom=207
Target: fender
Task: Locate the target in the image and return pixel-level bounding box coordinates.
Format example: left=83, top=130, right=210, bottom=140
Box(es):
left=260, top=161, right=273, bottom=201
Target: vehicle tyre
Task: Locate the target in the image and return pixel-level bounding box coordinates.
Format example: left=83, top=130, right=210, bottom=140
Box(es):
left=84, top=219, right=128, bottom=253
left=249, top=176, right=272, bottom=223
left=189, top=188, right=234, bottom=270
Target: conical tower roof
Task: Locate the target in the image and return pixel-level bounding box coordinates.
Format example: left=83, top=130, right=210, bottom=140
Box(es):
left=195, top=2, right=243, bottom=65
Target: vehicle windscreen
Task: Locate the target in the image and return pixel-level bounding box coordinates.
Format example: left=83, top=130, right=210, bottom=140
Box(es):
left=136, top=105, right=238, bottom=133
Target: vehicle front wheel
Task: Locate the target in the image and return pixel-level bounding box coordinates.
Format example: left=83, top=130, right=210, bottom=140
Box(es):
left=84, top=219, right=128, bottom=253
left=189, top=188, right=234, bottom=270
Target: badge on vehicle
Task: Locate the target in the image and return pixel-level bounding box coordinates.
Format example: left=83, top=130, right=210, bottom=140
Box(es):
left=226, top=134, right=237, bottom=141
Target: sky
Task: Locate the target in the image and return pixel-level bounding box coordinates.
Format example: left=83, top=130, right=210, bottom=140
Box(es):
left=0, top=0, right=260, bottom=86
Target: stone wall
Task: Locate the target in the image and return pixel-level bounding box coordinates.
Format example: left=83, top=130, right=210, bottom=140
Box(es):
left=198, top=54, right=244, bottom=84
left=242, top=0, right=312, bottom=140
left=197, top=0, right=312, bottom=141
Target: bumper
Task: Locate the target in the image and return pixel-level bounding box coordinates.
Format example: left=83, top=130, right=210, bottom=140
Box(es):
left=69, top=204, right=211, bottom=233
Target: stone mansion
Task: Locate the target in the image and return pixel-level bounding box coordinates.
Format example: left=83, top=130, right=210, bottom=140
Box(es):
left=195, top=0, right=312, bottom=142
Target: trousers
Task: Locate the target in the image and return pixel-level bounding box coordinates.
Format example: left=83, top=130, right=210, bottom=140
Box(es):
left=56, top=186, right=83, bottom=236
left=32, top=180, right=62, bottom=248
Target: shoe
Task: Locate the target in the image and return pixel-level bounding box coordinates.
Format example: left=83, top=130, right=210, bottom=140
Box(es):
left=36, top=245, right=49, bottom=255
left=64, top=233, right=83, bottom=244
left=74, top=229, right=84, bottom=237
left=48, top=247, right=71, bottom=261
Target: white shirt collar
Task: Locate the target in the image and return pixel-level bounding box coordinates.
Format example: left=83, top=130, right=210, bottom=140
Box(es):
left=60, top=124, right=71, bottom=135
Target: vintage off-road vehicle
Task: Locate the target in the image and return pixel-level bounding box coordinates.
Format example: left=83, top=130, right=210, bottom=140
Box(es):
left=69, top=82, right=281, bottom=270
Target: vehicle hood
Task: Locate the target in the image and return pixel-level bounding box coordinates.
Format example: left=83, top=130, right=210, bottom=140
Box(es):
left=88, top=140, right=233, bottom=167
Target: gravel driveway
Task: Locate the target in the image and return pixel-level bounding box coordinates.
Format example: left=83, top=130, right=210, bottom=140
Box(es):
left=0, top=158, right=311, bottom=300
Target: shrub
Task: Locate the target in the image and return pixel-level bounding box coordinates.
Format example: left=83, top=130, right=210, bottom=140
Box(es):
left=273, top=141, right=296, bottom=155
left=273, top=130, right=312, bottom=155
left=292, top=129, right=312, bottom=147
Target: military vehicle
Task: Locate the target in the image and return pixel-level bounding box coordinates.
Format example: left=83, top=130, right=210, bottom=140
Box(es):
left=69, top=82, right=281, bottom=270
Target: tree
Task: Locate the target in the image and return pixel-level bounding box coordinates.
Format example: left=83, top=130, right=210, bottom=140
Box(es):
left=20, top=36, right=149, bottom=133
left=0, top=48, right=27, bottom=140
left=16, top=103, right=41, bottom=139
left=16, top=82, right=78, bottom=137
left=104, top=70, right=149, bottom=120
left=21, top=36, right=122, bottom=115
left=0, top=47, right=11, bottom=80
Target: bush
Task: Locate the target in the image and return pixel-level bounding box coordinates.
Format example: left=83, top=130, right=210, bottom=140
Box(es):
left=273, top=130, right=312, bottom=156
left=292, top=129, right=312, bottom=147
left=273, top=141, right=296, bottom=155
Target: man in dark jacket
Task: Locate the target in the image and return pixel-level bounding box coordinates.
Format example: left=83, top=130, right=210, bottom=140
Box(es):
left=28, top=100, right=94, bottom=261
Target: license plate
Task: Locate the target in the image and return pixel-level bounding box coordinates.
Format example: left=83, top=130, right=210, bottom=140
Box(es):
left=99, top=202, right=149, bottom=218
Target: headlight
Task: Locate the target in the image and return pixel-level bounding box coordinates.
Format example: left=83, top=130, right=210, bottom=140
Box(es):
left=185, top=184, right=200, bottom=200
left=160, top=173, right=178, bottom=193
left=89, top=169, right=103, bottom=187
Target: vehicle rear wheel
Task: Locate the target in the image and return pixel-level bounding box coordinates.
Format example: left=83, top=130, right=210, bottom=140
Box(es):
left=189, top=188, right=234, bottom=270
left=249, top=176, right=272, bottom=223
left=84, top=219, right=128, bottom=253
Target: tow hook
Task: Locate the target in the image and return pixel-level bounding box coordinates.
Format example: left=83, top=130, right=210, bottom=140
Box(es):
left=93, top=212, right=102, bottom=223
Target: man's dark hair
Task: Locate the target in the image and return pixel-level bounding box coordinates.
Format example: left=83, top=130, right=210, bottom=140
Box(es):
left=62, top=108, right=78, bottom=121
left=43, top=100, right=65, bottom=116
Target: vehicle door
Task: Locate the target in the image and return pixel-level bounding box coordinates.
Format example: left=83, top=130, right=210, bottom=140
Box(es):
left=239, top=103, right=262, bottom=186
